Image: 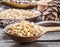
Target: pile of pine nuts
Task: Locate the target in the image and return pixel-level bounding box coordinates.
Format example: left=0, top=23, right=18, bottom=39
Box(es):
left=5, top=21, right=42, bottom=37
left=0, top=9, right=40, bottom=19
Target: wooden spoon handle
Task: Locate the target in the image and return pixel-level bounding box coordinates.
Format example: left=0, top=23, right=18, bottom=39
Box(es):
left=39, top=26, right=60, bottom=33
left=44, top=26, right=60, bottom=32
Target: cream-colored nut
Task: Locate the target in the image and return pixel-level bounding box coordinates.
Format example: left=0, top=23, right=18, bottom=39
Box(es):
left=18, top=33, right=23, bottom=36
left=20, top=31, right=25, bottom=34
left=35, top=33, right=39, bottom=36
left=26, top=32, right=31, bottom=37
left=23, top=33, right=26, bottom=36
left=30, top=34, right=33, bottom=36
left=7, top=30, right=12, bottom=33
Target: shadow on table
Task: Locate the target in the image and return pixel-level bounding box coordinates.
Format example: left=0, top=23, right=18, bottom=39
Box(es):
left=11, top=42, right=44, bottom=47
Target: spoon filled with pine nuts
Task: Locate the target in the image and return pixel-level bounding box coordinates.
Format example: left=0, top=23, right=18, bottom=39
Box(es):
left=4, top=21, right=60, bottom=43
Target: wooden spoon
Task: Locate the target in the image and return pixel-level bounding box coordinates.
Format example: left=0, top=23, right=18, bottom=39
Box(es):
left=4, top=25, right=60, bottom=43
left=1, top=0, right=37, bottom=9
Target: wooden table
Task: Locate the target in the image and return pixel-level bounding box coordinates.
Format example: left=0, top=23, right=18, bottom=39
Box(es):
left=0, top=4, right=60, bottom=47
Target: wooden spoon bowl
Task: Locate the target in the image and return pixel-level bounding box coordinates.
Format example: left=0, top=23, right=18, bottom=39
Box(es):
left=5, top=32, right=41, bottom=43
left=2, top=1, right=37, bottom=9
